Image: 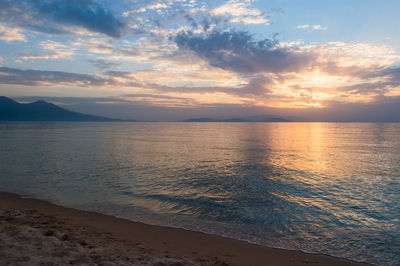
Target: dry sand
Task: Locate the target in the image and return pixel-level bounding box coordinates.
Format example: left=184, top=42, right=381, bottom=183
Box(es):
left=0, top=191, right=369, bottom=266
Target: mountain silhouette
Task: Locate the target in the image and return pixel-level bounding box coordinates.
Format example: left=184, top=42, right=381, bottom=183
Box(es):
left=0, top=96, right=120, bottom=121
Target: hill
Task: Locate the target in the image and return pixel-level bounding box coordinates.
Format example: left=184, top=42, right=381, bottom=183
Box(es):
left=0, top=96, right=120, bottom=121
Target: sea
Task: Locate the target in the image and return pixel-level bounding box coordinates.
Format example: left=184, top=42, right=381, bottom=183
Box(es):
left=0, top=122, right=399, bottom=265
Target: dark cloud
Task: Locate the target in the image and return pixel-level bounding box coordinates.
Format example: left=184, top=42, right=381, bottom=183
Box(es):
left=0, top=66, right=111, bottom=86
left=104, top=70, right=133, bottom=78
left=32, top=0, right=126, bottom=38
left=0, top=67, right=143, bottom=90
left=174, top=30, right=315, bottom=74
left=380, top=66, right=400, bottom=82
left=318, top=98, right=400, bottom=122
left=241, top=76, right=273, bottom=96
left=123, top=94, right=193, bottom=101
left=334, top=66, right=400, bottom=95
left=0, top=0, right=127, bottom=38
left=337, top=81, right=390, bottom=95
left=86, top=59, right=121, bottom=70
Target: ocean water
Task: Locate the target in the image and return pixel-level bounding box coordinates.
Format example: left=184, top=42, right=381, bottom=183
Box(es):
left=0, top=122, right=399, bottom=265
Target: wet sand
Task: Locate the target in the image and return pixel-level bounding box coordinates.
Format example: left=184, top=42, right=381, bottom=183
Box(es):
left=0, top=191, right=368, bottom=265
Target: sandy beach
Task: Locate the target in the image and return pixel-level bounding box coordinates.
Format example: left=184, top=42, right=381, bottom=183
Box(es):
left=0, top=191, right=369, bottom=266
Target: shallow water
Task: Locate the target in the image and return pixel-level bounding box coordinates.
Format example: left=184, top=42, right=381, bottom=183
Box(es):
left=0, top=122, right=399, bottom=265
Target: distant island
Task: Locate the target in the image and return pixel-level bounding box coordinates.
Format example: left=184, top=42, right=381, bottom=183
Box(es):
left=0, top=96, right=122, bottom=121
left=183, top=115, right=291, bottom=122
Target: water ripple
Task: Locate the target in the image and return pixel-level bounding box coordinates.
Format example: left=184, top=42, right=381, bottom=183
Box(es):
left=0, top=122, right=399, bottom=265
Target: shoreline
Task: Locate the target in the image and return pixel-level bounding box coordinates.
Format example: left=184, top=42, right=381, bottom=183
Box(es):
left=0, top=191, right=369, bottom=265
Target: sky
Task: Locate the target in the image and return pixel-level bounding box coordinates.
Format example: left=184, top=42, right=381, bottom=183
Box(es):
left=1, top=0, right=400, bottom=121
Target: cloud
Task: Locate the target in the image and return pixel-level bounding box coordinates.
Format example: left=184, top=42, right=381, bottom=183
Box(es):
left=175, top=30, right=315, bottom=74
left=0, top=24, right=26, bottom=42
left=296, top=24, right=309, bottom=29
left=71, top=38, right=117, bottom=54
left=335, top=66, right=400, bottom=96
left=147, top=3, right=169, bottom=10
left=211, top=0, right=269, bottom=25
left=0, top=0, right=127, bottom=38
left=72, top=36, right=178, bottom=63
left=312, top=25, right=328, bottom=31
left=297, top=24, right=327, bottom=31
left=19, top=41, right=75, bottom=60
left=122, top=1, right=179, bottom=17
